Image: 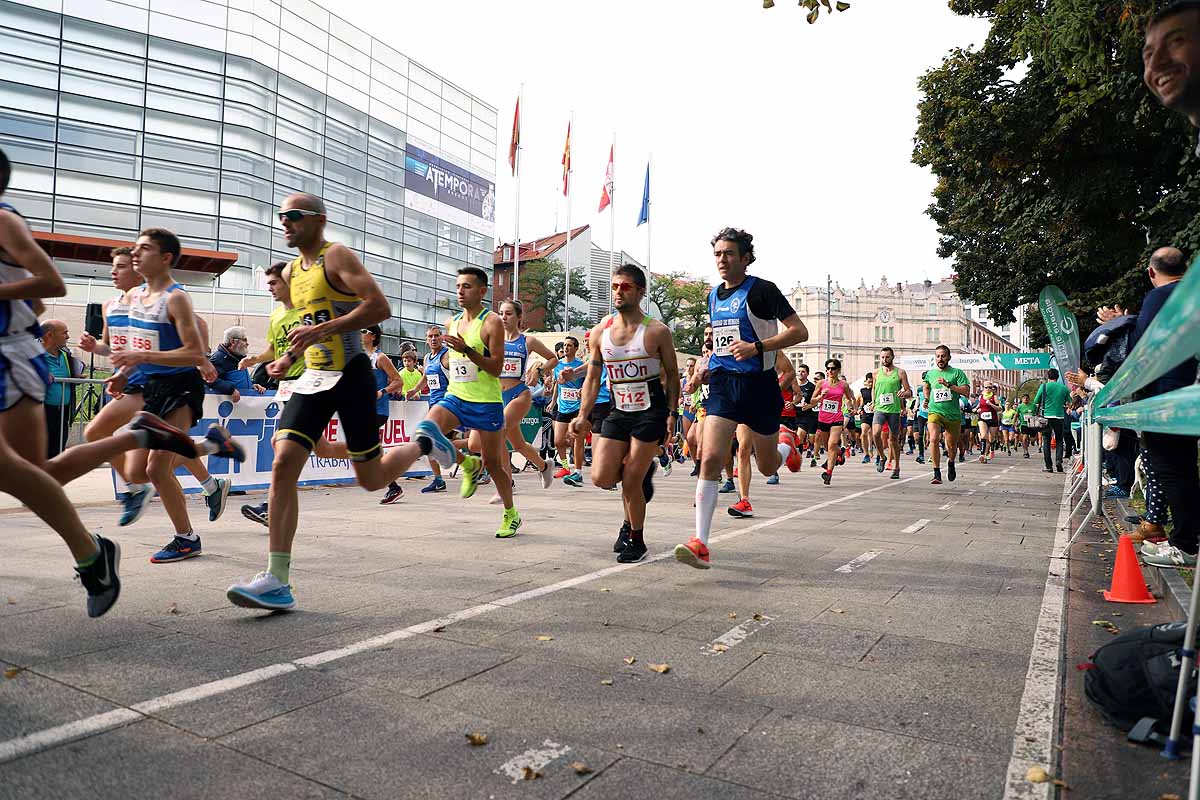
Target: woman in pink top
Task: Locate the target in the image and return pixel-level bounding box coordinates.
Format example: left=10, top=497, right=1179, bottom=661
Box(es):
left=809, top=357, right=850, bottom=486
left=976, top=384, right=1001, bottom=463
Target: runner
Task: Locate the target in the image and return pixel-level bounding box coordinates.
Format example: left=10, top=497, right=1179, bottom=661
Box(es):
left=858, top=372, right=874, bottom=465
left=420, top=325, right=450, bottom=492
left=922, top=345, right=970, bottom=485
left=732, top=353, right=795, bottom=513
left=0, top=152, right=208, bottom=616
left=766, top=356, right=801, bottom=485
left=1016, top=392, right=1036, bottom=458
left=490, top=299, right=557, bottom=501
left=680, top=357, right=698, bottom=474
left=1000, top=399, right=1019, bottom=454
left=683, top=328, right=713, bottom=478
left=809, top=358, right=850, bottom=486
left=109, top=228, right=244, bottom=563
left=81, top=246, right=234, bottom=524
left=362, top=325, right=406, bottom=505
left=674, top=228, right=806, bottom=569
left=976, top=382, right=1001, bottom=463
left=551, top=336, right=585, bottom=485
left=580, top=327, right=614, bottom=487
left=574, top=265, right=679, bottom=562
left=870, top=347, right=913, bottom=479
left=913, top=376, right=930, bottom=464
left=792, top=363, right=817, bottom=471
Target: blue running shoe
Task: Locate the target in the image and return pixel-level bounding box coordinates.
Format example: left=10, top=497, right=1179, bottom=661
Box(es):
left=119, top=484, right=153, bottom=527
left=766, top=474, right=780, bottom=485
left=1104, top=486, right=1130, bottom=499
left=421, top=477, right=447, bottom=493
left=150, top=534, right=202, bottom=563
left=477, top=469, right=492, bottom=486
left=563, top=471, right=583, bottom=487
left=205, top=477, right=230, bottom=522
left=204, top=425, right=246, bottom=462
left=719, top=479, right=736, bottom=494
left=240, top=501, right=268, bottom=527
left=415, top=420, right=456, bottom=468
left=226, top=571, right=295, bottom=611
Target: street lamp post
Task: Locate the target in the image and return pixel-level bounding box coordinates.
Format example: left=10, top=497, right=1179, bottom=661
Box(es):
left=826, top=274, right=832, bottom=362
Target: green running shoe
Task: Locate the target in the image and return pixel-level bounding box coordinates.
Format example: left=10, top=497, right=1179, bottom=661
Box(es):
left=495, top=506, right=522, bottom=538
left=460, top=454, right=483, bottom=499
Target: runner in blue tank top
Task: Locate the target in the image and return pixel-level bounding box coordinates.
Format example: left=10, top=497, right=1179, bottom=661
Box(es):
left=363, top=325, right=405, bottom=505
left=551, top=335, right=586, bottom=485
left=674, top=228, right=809, bottom=571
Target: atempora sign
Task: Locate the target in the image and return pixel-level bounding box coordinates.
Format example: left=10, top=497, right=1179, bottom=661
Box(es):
left=895, top=352, right=1056, bottom=372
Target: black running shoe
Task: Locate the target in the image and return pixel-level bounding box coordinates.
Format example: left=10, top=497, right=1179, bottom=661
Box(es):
left=822, top=470, right=832, bottom=486
left=613, top=520, right=631, bottom=553
left=947, top=461, right=956, bottom=482
left=689, top=463, right=700, bottom=477
left=891, top=468, right=900, bottom=480
left=204, top=425, right=247, bottom=462
left=75, top=535, right=121, bottom=618
left=643, top=459, right=657, bottom=505
left=617, top=540, right=648, bottom=563
left=241, top=502, right=268, bottom=527
left=130, top=412, right=198, bottom=458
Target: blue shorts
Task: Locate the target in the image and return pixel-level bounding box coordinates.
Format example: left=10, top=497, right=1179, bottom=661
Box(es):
left=681, top=408, right=697, bottom=422
left=437, top=394, right=504, bottom=432
left=705, top=370, right=784, bottom=437
left=502, top=382, right=529, bottom=407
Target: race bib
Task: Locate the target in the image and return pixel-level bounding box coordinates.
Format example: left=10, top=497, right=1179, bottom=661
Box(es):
left=449, top=358, right=477, bottom=383
left=864, top=404, right=874, bottom=414
left=933, top=387, right=952, bottom=403
left=501, top=356, right=523, bottom=378
left=129, top=327, right=159, bottom=353
left=683, top=393, right=693, bottom=408
left=276, top=379, right=297, bottom=402
left=980, top=411, right=993, bottom=420
left=821, top=399, right=839, bottom=414
left=109, top=326, right=130, bottom=351
left=613, top=381, right=650, bottom=412
left=426, top=373, right=441, bottom=390
left=712, top=320, right=740, bottom=357
left=290, top=368, right=342, bottom=395
left=878, top=392, right=895, bottom=407
left=560, top=386, right=581, bottom=403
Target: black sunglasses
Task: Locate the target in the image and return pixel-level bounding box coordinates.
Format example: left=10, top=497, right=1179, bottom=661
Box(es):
left=278, top=209, right=322, bottom=223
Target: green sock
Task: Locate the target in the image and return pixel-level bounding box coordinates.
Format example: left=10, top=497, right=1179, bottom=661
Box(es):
left=268, top=552, right=291, bottom=584
left=75, top=536, right=101, bottom=569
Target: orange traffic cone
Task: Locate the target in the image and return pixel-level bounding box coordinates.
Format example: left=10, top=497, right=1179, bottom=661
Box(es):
left=1103, top=534, right=1157, bottom=604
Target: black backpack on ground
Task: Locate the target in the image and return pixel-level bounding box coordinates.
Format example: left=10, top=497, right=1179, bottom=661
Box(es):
left=1084, top=622, right=1196, bottom=734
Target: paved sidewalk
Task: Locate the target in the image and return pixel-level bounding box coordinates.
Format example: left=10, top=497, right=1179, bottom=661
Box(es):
left=0, top=453, right=1064, bottom=799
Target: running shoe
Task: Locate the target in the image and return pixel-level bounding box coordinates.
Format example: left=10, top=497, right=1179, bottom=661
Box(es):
left=203, top=477, right=231, bottom=522
left=495, top=506, right=522, bottom=538
left=150, top=534, right=202, bottom=563
left=719, top=479, right=736, bottom=493
left=415, top=420, right=457, bottom=468
left=643, top=460, right=657, bottom=504
left=241, top=501, right=268, bottom=527
left=488, top=493, right=504, bottom=505
left=477, top=470, right=492, bottom=486
left=539, top=460, right=555, bottom=489
left=380, top=483, right=404, bottom=504
left=766, top=474, right=780, bottom=485
left=979, top=454, right=986, bottom=464
left=617, top=540, right=648, bottom=564
left=1142, top=545, right=1198, bottom=569
left=564, top=471, right=583, bottom=487
left=75, top=535, right=121, bottom=618
left=226, top=571, right=295, bottom=610
left=661, top=457, right=672, bottom=478
left=822, top=470, right=832, bottom=486
left=947, top=461, right=957, bottom=482
left=876, top=458, right=885, bottom=474
left=673, top=537, right=711, bottom=570
left=129, top=411, right=198, bottom=458
left=862, top=455, right=871, bottom=464
left=421, top=477, right=447, bottom=494
left=957, top=452, right=965, bottom=463
left=202, top=424, right=247, bottom=462
left=809, top=457, right=818, bottom=468
left=931, top=471, right=943, bottom=485
left=915, top=455, right=925, bottom=464
left=689, top=463, right=700, bottom=477
left=728, top=498, right=754, bottom=518
left=835, top=452, right=845, bottom=467
left=119, top=484, right=153, bottom=527
left=779, top=429, right=801, bottom=472
left=1103, top=486, right=1131, bottom=499
left=554, top=466, right=571, bottom=479
left=460, top=454, right=483, bottom=498
left=891, top=468, right=901, bottom=480
left=1024, top=452, right=1030, bottom=459
left=1056, top=464, right=1064, bottom=473
left=613, top=520, right=632, bottom=552
left=658, top=450, right=670, bottom=469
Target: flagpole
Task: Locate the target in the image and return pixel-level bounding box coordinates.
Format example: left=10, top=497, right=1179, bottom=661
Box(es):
left=511, top=85, right=523, bottom=304
left=645, top=153, right=652, bottom=315
left=608, top=132, right=616, bottom=316
left=563, top=114, right=573, bottom=332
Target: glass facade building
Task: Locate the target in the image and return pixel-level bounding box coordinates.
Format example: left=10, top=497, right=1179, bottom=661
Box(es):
left=0, top=0, right=498, bottom=351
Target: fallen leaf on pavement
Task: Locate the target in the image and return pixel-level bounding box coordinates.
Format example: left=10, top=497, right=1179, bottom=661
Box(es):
left=522, top=766, right=542, bottom=781
left=1092, top=620, right=1120, bottom=634
left=167, top=603, right=179, bottom=615
left=830, top=608, right=845, bottom=614
left=623, top=657, right=637, bottom=665
left=569, top=761, right=593, bottom=775
left=600, top=679, right=613, bottom=686
left=1052, top=779, right=1070, bottom=789
left=649, top=663, right=671, bottom=674
left=1025, top=766, right=1049, bottom=783
left=3, top=667, right=21, bottom=679
left=752, top=613, right=764, bottom=621
left=465, top=732, right=488, bottom=746
left=535, top=635, right=554, bottom=642
left=600, top=588, right=612, bottom=593
left=728, top=613, right=737, bottom=619
left=711, top=644, right=730, bottom=653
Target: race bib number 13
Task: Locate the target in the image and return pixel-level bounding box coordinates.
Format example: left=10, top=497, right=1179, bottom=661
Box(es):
left=449, top=359, right=478, bottom=383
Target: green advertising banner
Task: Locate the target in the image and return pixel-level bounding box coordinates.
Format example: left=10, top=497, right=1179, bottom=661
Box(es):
left=1038, top=285, right=1081, bottom=380
left=896, top=352, right=1055, bottom=372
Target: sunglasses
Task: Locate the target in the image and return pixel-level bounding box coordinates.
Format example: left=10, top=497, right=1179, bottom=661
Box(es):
left=611, top=281, right=637, bottom=292
left=278, top=209, right=322, bottom=223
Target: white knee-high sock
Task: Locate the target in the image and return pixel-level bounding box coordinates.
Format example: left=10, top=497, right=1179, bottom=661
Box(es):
left=694, top=479, right=718, bottom=545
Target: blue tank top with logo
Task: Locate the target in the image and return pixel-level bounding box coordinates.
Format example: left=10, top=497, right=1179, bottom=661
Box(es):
left=424, top=347, right=448, bottom=406
left=370, top=350, right=390, bottom=416
left=708, top=276, right=776, bottom=375
left=503, top=334, right=528, bottom=382
left=127, top=283, right=191, bottom=377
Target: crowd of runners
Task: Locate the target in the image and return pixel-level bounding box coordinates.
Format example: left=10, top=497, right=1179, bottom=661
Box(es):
left=0, top=152, right=1063, bottom=616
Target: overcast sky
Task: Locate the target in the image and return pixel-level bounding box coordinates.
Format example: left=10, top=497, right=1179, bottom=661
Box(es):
left=341, top=1, right=990, bottom=292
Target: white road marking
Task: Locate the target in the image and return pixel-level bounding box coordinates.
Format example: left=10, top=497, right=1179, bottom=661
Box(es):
left=1001, top=474, right=1072, bottom=800
left=496, top=739, right=572, bottom=783
left=967, top=490, right=977, bottom=496
left=0, top=471, right=932, bottom=765
left=901, top=519, right=930, bottom=533
left=938, top=501, right=957, bottom=511
left=981, top=480, right=993, bottom=487
left=834, top=550, right=883, bottom=574
left=702, top=614, right=775, bottom=656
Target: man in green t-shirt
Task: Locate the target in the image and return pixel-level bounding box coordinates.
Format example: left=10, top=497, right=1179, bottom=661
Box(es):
left=920, top=345, right=970, bottom=485
left=1032, top=368, right=1072, bottom=473
left=1015, top=393, right=1036, bottom=458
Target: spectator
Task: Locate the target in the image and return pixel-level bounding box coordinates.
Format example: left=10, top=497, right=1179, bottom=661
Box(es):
left=398, top=350, right=424, bottom=399
left=37, top=318, right=84, bottom=458
left=1032, top=368, right=1071, bottom=473
left=206, top=325, right=258, bottom=400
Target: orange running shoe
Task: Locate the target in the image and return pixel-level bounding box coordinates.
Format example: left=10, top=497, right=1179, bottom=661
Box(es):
left=673, top=537, right=711, bottom=569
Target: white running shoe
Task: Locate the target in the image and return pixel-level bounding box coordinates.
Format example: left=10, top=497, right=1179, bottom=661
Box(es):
left=539, top=459, right=554, bottom=489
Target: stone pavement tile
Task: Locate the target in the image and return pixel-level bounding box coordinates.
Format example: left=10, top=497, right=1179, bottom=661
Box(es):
left=503, top=585, right=715, bottom=636
left=660, top=591, right=839, bottom=644
left=426, top=656, right=771, bottom=771
left=146, top=604, right=376, bottom=654
left=571, top=757, right=782, bottom=799
left=0, top=661, right=124, bottom=740
left=362, top=562, right=576, bottom=602
left=809, top=599, right=1036, bottom=655
left=708, top=709, right=1007, bottom=799
left=735, top=620, right=883, bottom=667
left=0, top=604, right=173, bottom=666
left=221, top=686, right=617, bottom=800
left=0, top=568, right=71, bottom=618
left=0, top=719, right=341, bottom=800
left=855, top=634, right=1029, bottom=688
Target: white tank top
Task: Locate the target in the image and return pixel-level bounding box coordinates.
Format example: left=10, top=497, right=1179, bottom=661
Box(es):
left=600, top=315, right=661, bottom=385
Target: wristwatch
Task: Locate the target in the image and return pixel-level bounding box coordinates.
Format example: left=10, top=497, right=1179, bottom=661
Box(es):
left=754, top=341, right=764, bottom=356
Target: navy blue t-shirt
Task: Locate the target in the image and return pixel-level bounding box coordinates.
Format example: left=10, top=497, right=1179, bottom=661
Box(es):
left=1131, top=281, right=1198, bottom=397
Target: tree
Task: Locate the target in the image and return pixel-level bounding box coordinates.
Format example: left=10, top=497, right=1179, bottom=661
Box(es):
left=761, top=0, right=849, bottom=23
left=669, top=279, right=713, bottom=354
left=515, top=258, right=591, bottom=332
left=913, top=1, right=1200, bottom=348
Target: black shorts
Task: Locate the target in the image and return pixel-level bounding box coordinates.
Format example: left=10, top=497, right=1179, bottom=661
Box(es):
left=1020, top=426, right=1037, bottom=436
left=553, top=408, right=578, bottom=424
left=705, top=370, right=784, bottom=437
left=601, top=406, right=669, bottom=444
left=795, top=413, right=818, bottom=434
left=589, top=401, right=612, bottom=428
left=277, top=353, right=381, bottom=462
left=780, top=416, right=799, bottom=431
left=142, top=370, right=205, bottom=428
left=816, top=419, right=841, bottom=433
